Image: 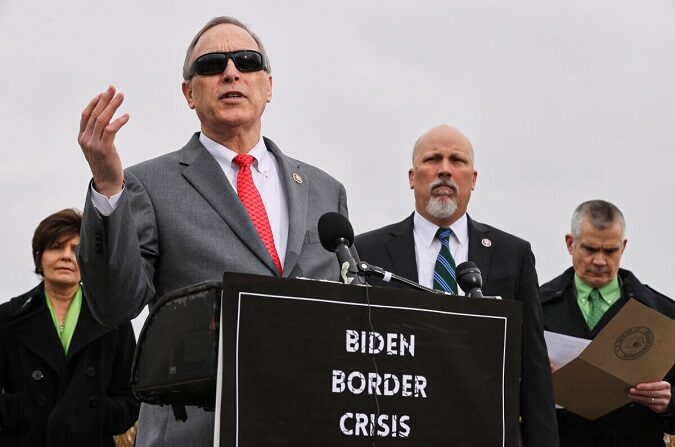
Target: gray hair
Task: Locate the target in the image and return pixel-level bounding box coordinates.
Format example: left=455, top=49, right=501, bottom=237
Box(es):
left=182, top=16, right=271, bottom=80
left=570, top=200, right=625, bottom=239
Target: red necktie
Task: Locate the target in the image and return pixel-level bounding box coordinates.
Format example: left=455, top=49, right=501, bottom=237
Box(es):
left=233, top=154, right=282, bottom=274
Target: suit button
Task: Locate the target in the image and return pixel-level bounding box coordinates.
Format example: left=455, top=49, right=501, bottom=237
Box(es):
left=86, top=367, right=96, bottom=378
left=35, top=396, right=47, bottom=407
left=89, top=396, right=100, bottom=408
left=31, top=370, right=44, bottom=381
left=95, top=229, right=104, bottom=254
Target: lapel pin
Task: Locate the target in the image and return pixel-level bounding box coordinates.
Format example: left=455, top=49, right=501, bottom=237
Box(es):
left=292, top=173, right=303, bottom=184
left=481, top=238, right=492, bottom=247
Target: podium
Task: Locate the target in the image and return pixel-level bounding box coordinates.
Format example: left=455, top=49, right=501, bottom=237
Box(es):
left=133, top=273, right=523, bottom=446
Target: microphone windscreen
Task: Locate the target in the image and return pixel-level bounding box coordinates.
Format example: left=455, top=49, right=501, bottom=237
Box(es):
left=456, top=261, right=478, bottom=276
left=455, top=261, right=483, bottom=291
left=318, top=212, right=354, bottom=251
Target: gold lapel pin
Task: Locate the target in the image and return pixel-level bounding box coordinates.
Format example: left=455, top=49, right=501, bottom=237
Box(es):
left=292, top=173, right=303, bottom=184
left=481, top=238, right=492, bottom=247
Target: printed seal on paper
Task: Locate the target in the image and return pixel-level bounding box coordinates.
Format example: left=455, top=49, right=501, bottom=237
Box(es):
left=613, top=326, right=654, bottom=360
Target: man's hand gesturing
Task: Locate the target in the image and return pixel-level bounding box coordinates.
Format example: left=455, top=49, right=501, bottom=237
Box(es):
left=78, top=85, right=129, bottom=197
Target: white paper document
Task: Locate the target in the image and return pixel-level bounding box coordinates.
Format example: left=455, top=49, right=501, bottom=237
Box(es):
left=544, top=330, right=591, bottom=369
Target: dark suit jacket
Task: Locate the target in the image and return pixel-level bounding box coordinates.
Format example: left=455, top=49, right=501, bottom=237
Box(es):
left=355, top=213, right=559, bottom=447
left=0, top=284, right=139, bottom=447
left=540, top=267, right=675, bottom=447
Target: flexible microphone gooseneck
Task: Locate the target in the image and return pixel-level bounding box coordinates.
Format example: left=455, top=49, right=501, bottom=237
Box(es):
left=356, top=261, right=448, bottom=295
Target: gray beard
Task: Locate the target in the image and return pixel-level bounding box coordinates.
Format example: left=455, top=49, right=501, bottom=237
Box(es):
left=426, top=196, right=457, bottom=220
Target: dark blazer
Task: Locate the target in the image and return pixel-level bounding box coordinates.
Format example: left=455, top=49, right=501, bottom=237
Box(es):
left=540, top=267, right=675, bottom=447
left=355, top=213, right=559, bottom=447
left=0, top=284, right=139, bottom=447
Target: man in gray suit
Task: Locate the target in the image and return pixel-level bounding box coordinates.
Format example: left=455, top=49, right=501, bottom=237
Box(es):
left=77, top=16, right=349, bottom=447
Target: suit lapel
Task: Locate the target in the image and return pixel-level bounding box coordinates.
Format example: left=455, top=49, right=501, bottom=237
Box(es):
left=265, top=138, right=308, bottom=277
left=9, top=291, right=65, bottom=375
left=179, top=134, right=278, bottom=274
left=67, top=302, right=113, bottom=358
left=385, top=214, right=419, bottom=282
left=467, top=216, right=494, bottom=286
left=545, top=288, right=591, bottom=337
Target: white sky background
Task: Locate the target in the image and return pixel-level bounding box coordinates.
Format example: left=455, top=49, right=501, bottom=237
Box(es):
left=2, top=0, right=674, bottom=334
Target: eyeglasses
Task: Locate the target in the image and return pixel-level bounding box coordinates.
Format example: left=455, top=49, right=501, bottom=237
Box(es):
left=189, top=50, right=266, bottom=78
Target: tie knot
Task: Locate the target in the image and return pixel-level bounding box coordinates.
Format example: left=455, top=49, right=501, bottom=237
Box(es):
left=589, top=288, right=602, bottom=302
left=233, top=154, right=255, bottom=169
left=435, top=227, right=453, bottom=242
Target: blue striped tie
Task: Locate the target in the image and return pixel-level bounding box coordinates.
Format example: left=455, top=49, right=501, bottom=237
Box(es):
left=433, top=228, right=457, bottom=294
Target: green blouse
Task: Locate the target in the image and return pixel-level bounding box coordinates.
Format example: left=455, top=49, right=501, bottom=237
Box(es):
left=44, top=286, right=82, bottom=353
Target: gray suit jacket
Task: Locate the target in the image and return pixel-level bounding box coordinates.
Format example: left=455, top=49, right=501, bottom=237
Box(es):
left=78, top=133, right=349, bottom=447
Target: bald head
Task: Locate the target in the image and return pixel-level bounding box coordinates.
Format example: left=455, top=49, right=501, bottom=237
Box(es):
left=412, top=125, right=474, bottom=165
left=408, top=125, right=478, bottom=227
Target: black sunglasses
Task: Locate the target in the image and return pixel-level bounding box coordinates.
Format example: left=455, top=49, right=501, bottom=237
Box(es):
left=190, top=50, right=266, bottom=77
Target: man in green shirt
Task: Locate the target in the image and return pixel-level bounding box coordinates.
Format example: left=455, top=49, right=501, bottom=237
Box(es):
left=540, top=199, right=675, bottom=446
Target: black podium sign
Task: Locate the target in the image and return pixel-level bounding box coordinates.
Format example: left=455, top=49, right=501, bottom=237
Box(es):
left=218, top=273, right=522, bottom=447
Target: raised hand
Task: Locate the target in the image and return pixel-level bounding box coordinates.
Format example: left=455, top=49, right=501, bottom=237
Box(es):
left=78, top=86, right=129, bottom=197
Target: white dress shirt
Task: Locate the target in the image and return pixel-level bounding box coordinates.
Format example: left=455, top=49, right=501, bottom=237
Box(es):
left=91, top=132, right=289, bottom=266
left=413, top=211, right=469, bottom=295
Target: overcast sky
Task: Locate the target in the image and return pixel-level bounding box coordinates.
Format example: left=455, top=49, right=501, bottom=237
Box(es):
left=2, top=0, right=674, bottom=333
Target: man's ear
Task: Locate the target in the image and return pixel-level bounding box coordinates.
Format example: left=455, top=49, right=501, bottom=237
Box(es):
left=565, top=234, right=574, bottom=255
left=408, top=168, right=415, bottom=189
left=181, top=80, right=195, bottom=109
left=265, top=74, right=273, bottom=103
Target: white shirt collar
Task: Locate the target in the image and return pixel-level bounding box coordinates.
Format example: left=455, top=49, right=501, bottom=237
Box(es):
left=413, top=211, right=469, bottom=250
left=199, top=132, right=270, bottom=177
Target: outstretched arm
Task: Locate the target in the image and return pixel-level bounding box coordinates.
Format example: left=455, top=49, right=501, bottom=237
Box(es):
left=78, top=87, right=158, bottom=326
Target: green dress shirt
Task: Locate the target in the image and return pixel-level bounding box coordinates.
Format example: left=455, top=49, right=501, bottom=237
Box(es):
left=574, top=274, right=621, bottom=329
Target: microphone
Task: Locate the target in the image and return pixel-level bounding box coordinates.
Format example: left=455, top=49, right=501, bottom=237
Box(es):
left=317, top=212, right=366, bottom=285
left=455, top=261, right=484, bottom=298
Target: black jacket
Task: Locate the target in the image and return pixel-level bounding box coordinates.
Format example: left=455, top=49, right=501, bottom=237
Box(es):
left=540, top=267, right=675, bottom=447
left=0, top=284, right=139, bottom=447
left=355, top=213, right=559, bottom=447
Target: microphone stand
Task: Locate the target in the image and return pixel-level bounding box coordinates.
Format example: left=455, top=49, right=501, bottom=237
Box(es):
left=358, top=260, right=500, bottom=299
left=356, top=261, right=451, bottom=295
